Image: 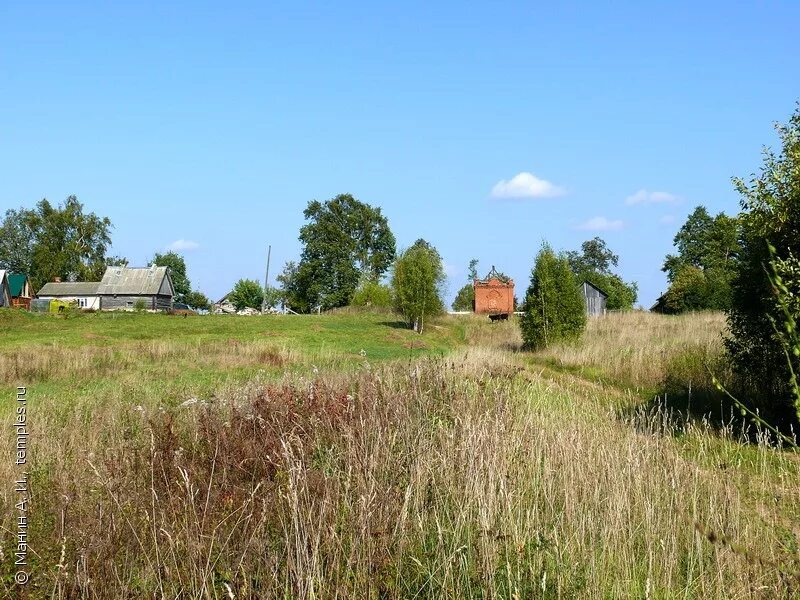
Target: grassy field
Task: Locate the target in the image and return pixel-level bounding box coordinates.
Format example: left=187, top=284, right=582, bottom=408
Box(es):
left=0, top=309, right=798, bottom=598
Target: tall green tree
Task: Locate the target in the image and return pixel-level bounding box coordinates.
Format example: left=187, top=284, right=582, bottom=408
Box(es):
left=726, top=106, right=800, bottom=423
left=451, top=258, right=479, bottom=311
left=566, top=237, right=637, bottom=310
left=521, top=245, right=586, bottom=350
left=0, top=197, right=113, bottom=290
left=392, top=239, right=445, bottom=333
left=151, top=251, right=191, bottom=303
left=657, top=206, right=740, bottom=313
left=0, top=208, right=35, bottom=274
left=294, top=194, right=396, bottom=311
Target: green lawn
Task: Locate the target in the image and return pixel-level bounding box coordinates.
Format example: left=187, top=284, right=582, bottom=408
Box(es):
left=0, top=309, right=464, bottom=413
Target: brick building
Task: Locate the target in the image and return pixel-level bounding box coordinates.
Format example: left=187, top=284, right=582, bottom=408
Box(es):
left=474, top=267, right=514, bottom=314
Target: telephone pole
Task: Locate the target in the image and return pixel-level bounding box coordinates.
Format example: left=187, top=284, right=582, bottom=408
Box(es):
left=261, top=245, right=271, bottom=313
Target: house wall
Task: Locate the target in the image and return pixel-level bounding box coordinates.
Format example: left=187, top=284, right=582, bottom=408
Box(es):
left=36, top=295, right=101, bottom=310
left=100, top=295, right=172, bottom=311
left=0, top=285, right=9, bottom=307
left=474, top=278, right=515, bottom=314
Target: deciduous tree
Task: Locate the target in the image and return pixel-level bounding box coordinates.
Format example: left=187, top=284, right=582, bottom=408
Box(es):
left=392, top=239, right=445, bottom=333
left=294, top=194, right=396, bottom=311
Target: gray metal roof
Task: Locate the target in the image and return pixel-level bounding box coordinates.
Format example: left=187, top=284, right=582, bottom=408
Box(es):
left=38, top=282, right=100, bottom=296
left=96, top=266, right=173, bottom=296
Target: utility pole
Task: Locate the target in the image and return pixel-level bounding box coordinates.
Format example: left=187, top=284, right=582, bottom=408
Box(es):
left=261, top=245, right=271, bottom=313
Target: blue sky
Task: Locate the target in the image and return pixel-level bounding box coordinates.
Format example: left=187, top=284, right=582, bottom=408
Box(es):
left=1, top=1, right=798, bottom=307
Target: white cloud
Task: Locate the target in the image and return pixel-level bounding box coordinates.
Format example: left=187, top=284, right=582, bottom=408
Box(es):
left=575, top=216, right=624, bottom=231
left=659, top=215, right=676, bottom=225
left=167, top=239, right=200, bottom=252
left=490, top=172, right=566, bottom=199
left=625, top=189, right=681, bottom=205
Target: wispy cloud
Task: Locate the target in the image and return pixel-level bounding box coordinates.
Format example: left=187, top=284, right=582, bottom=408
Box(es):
left=491, top=172, right=566, bottom=199
left=659, top=215, right=676, bottom=225
left=625, top=189, right=681, bottom=205
left=575, top=216, right=624, bottom=231
left=167, top=239, right=200, bottom=252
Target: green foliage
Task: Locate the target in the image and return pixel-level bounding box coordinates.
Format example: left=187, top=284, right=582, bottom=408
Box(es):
left=452, top=258, right=479, bottom=311
left=183, top=291, right=211, bottom=311
left=391, top=239, right=445, bottom=333
left=229, top=279, right=264, bottom=311
left=262, top=286, right=282, bottom=310
left=727, top=106, right=800, bottom=424
left=292, top=194, right=396, bottom=311
left=152, top=251, right=191, bottom=303
left=0, top=196, right=113, bottom=290
left=521, top=245, right=586, bottom=350
left=276, top=261, right=303, bottom=312
left=451, top=284, right=474, bottom=311
left=567, top=238, right=637, bottom=310
left=350, top=280, right=392, bottom=308
left=659, top=206, right=739, bottom=313
left=133, top=299, right=147, bottom=312
left=0, top=208, right=35, bottom=274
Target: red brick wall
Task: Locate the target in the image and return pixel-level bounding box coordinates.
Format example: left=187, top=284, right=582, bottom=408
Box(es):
left=473, top=278, right=514, bottom=314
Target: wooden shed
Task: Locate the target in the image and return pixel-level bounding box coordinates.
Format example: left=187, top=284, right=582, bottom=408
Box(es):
left=8, top=273, right=34, bottom=309
left=581, top=280, right=608, bottom=316
left=474, top=267, right=515, bottom=315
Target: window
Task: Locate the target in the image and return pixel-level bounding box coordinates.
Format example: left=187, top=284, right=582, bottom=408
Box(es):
left=78, top=298, right=87, bottom=308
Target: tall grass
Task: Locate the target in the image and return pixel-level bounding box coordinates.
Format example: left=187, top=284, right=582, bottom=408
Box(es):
left=534, top=311, right=727, bottom=390
left=2, top=347, right=796, bottom=598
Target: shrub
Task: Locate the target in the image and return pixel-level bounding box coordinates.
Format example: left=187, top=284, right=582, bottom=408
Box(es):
left=228, top=279, right=264, bottom=311
left=351, top=280, right=392, bottom=308
left=521, top=245, right=586, bottom=350
left=726, top=106, right=800, bottom=425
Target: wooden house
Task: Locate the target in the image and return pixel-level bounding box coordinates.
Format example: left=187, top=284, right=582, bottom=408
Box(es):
left=474, top=267, right=515, bottom=315
left=581, top=280, right=608, bottom=316
left=0, top=270, right=11, bottom=307
left=37, top=266, right=174, bottom=311
left=8, top=273, right=34, bottom=309
left=37, top=280, right=101, bottom=310
left=95, top=265, right=174, bottom=310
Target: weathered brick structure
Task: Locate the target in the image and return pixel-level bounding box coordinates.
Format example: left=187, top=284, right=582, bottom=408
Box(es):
left=474, top=267, right=514, bottom=314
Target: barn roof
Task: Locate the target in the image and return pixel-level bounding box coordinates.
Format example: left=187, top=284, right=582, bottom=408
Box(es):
left=7, top=274, right=30, bottom=297
left=581, top=280, right=609, bottom=298
left=96, top=266, right=173, bottom=296
left=38, top=282, right=100, bottom=296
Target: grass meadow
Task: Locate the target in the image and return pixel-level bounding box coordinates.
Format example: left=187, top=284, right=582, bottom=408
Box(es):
left=0, top=309, right=798, bottom=598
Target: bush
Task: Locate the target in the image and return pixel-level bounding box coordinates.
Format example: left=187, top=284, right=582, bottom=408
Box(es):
left=229, top=279, right=264, bottom=311
left=351, top=281, right=392, bottom=308
left=133, top=299, right=147, bottom=312
left=521, top=245, right=586, bottom=350
left=726, top=106, right=800, bottom=426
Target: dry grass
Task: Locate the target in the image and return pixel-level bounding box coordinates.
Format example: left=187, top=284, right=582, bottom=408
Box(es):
left=536, top=311, right=728, bottom=390
left=1, top=311, right=797, bottom=598
left=1, top=345, right=797, bottom=598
